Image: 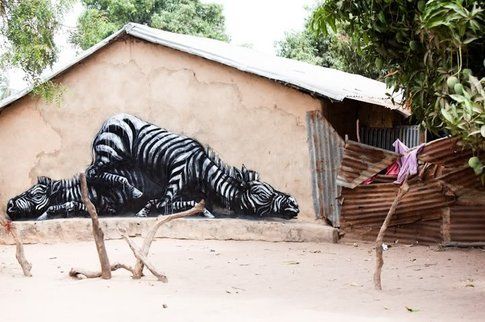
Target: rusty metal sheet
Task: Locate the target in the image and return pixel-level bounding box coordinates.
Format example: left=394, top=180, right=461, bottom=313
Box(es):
left=340, top=178, right=455, bottom=244
left=306, top=110, right=344, bottom=225
left=341, top=180, right=454, bottom=219
left=419, top=137, right=472, bottom=169
left=339, top=136, right=484, bottom=244
left=337, top=140, right=399, bottom=189
left=437, top=166, right=485, bottom=196
left=342, top=214, right=443, bottom=245
left=450, top=205, right=485, bottom=243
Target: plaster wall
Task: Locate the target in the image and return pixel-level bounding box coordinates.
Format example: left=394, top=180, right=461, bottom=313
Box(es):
left=0, top=37, right=321, bottom=220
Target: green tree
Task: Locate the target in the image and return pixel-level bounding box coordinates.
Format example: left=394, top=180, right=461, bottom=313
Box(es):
left=275, top=29, right=333, bottom=67
left=71, top=0, right=229, bottom=50
left=312, top=0, right=485, bottom=177
left=0, top=0, right=72, bottom=82
left=276, top=18, right=381, bottom=79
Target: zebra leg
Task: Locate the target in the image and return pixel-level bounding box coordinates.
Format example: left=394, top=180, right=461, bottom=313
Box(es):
left=169, top=201, right=214, bottom=218
left=37, top=201, right=87, bottom=220
left=87, top=166, right=143, bottom=199
left=98, top=196, right=117, bottom=216
left=135, top=176, right=182, bottom=217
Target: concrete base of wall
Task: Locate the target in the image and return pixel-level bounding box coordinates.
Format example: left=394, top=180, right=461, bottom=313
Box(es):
left=0, top=218, right=339, bottom=245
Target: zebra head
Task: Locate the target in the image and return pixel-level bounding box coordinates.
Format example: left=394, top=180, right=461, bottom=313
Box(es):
left=6, top=177, right=60, bottom=220
left=239, top=181, right=299, bottom=219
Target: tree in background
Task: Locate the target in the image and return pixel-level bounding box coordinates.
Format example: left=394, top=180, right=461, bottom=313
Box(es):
left=275, top=29, right=333, bottom=68
left=275, top=16, right=381, bottom=79
left=0, top=0, right=72, bottom=94
left=71, top=0, right=229, bottom=50
left=312, top=0, right=485, bottom=178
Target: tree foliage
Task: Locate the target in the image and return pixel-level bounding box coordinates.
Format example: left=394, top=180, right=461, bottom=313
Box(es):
left=312, top=0, right=485, bottom=176
left=0, top=0, right=72, bottom=82
left=275, top=17, right=381, bottom=79
left=71, top=0, right=229, bottom=50
left=275, top=29, right=333, bottom=67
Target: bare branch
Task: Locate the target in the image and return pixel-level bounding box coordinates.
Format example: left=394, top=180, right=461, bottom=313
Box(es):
left=118, top=227, right=168, bottom=282
left=133, top=200, right=205, bottom=278
left=373, top=181, right=409, bottom=290
left=79, top=173, right=111, bottom=279
left=69, top=263, right=134, bottom=279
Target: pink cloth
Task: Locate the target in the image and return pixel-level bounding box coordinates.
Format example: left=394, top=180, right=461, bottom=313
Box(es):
left=393, top=139, right=424, bottom=184
left=386, top=161, right=400, bottom=177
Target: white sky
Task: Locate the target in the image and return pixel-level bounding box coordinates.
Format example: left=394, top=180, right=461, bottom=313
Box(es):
left=7, top=0, right=314, bottom=91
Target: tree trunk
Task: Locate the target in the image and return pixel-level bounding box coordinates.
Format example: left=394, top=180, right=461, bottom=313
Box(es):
left=79, top=173, right=111, bottom=279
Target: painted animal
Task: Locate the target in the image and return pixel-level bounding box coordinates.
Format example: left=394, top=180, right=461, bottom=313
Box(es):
left=87, top=113, right=299, bottom=219
left=5, top=168, right=209, bottom=220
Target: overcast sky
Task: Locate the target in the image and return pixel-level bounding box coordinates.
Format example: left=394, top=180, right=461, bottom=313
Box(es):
left=7, top=0, right=315, bottom=91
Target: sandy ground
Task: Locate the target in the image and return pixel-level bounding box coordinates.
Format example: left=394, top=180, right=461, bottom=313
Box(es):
left=1, top=239, right=484, bottom=322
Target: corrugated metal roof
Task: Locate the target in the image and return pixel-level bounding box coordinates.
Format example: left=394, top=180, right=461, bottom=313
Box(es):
left=419, top=137, right=472, bottom=169
left=0, top=23, right=407, bottom=114
left=336, top=140, right=400, bottom=189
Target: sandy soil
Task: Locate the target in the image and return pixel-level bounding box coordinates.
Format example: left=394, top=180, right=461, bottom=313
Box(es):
left=1, top=239, right=484, bottom=322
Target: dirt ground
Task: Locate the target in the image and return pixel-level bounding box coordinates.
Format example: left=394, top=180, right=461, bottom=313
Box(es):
left=1, top=239, right=484, bottom=322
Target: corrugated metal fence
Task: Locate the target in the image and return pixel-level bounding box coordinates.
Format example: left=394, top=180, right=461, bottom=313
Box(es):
left=360, top=125, right=421, bottom=151
left=306, top=110, right=344, bottom=226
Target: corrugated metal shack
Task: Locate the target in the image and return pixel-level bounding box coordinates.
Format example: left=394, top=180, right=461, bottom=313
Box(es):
left=337, top=137, right=485, bottom=245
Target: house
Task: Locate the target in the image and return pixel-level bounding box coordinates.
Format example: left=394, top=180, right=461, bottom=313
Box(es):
left=0, top=23, right=410, bottom=223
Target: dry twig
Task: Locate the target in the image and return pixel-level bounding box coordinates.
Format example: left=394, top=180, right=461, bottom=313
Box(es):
left=118, top=227, right=168, bottom=282
left=70, top=179, right=205, bottom=282
left=133, top=200, right=205, bottom=278
left=69, top=263, right=134, bottom=279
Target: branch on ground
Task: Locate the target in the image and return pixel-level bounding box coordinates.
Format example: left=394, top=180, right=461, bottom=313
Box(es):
left=69, top=263, right=134, bottom=279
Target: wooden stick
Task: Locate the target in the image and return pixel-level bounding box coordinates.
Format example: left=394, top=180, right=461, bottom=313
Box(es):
left=69, top=263, right=134, bottom=279
left=373, top=181, right=409, bottom=290
left=79, top=173, right=111, bottom=279
left=1, top=214, right=32, bottom=277
left=132, top=200, right=205, bottom=279
left=118, top=228, right=168, bottom=282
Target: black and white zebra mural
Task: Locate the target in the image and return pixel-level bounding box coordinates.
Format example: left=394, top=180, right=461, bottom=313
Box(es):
left=6, top=168, right=180, bottom=220
left=6, top=113, right=299, bottom=220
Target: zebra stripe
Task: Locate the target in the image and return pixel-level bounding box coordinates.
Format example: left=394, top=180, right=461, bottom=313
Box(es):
left=87, top=113, right=299, bottom=218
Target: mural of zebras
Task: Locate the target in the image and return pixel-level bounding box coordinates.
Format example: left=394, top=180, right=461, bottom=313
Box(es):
left=87, top=113, right=299, bottom=219
left=6, top=168, right=211, bottom=220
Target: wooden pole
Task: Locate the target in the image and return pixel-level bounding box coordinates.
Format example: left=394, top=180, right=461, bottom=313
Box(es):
left=373, top=181, right=409, bottom=290
left=132, top=200, right=205, bottom=278
left=79, top=173, right=111, bottom=279
left=0, top=214, right=32, bottom=277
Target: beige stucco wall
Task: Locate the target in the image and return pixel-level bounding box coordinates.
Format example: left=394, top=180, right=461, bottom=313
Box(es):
left=0, top=36, right=321, bottom=220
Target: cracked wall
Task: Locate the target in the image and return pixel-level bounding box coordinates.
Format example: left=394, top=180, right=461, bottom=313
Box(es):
left=0, top=36, right=321, bottom=220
